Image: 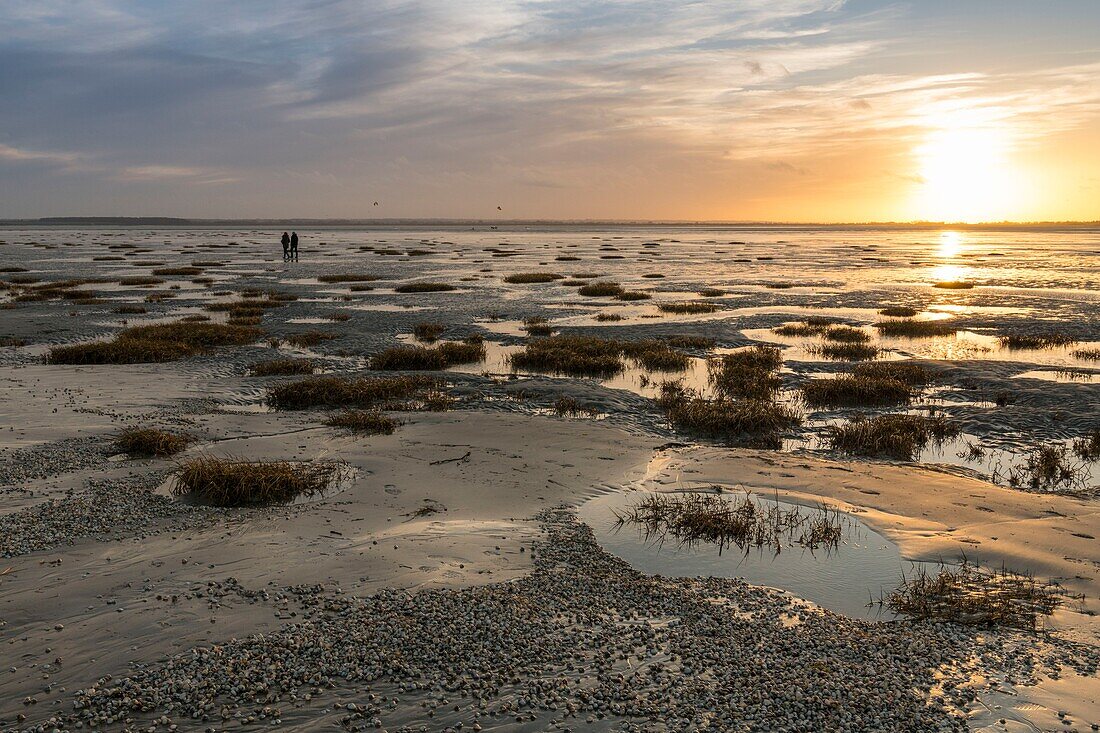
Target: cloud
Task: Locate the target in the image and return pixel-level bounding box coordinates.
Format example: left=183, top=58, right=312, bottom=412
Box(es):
left=0, top=0, right=1098, bottom=218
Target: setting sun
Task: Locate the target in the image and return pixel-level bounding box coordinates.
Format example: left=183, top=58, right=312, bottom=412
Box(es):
left=910, top=123, right=1028, bottom=223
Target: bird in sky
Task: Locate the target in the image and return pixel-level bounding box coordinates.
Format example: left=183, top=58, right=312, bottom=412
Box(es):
left=373, top=201, right=379, bottom=206
left=497, top=205, right=502, bottom=211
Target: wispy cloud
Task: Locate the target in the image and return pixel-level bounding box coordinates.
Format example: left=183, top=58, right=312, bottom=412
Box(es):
left=0, top=0, right=1098, bottom=218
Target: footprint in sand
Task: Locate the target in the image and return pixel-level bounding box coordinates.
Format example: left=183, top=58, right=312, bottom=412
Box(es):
left=385, top=484, right=401, bottom=495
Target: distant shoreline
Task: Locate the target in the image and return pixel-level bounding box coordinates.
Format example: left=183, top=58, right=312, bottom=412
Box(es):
left=1, top=216, right=1098, bottom=230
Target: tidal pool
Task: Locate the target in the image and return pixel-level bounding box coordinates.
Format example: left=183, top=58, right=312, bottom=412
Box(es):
left=577, top=490, right=911, bottom=620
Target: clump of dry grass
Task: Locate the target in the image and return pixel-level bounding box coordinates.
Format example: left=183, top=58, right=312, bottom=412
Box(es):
left=657, top=383, right=800, bottom=445
left=664, top=335, right=716, bottom=349
left=503, top=272, right=563, bottom=284
left=708, top=346, right=783, bottom=400
left=370, top=337, right=486, bottom=370
left=267, top=374, right=446, bottom=410
left=510, top=335, right=692, bottom=377
left=1008, top=444, right=1092, bottom=494
left=998, top=333, right=1078, bottom=350
left=873, top=320, right=957, bottom=338
left=120, top=321, right=262, bottom=348
left=118, top=276, right=165, bottom=286
left=252, top=358, right=315, bottom=376
left=658, top=302, right=718, bottom=315
left=553, top=396, right=601, bottom=418
left=113, top=305, right=147, bottom=314
left=113, top=427, right=192, bottom=457
left=47, top=321, right=262, bottom=364
left=394, top=282, right=456, bottom=293
left=1073, top=428, right=1100, bottom=461
left=852, top=361, right=932, bottom=386
left=800, top=374, right=912, bottom=407
left=885, top=559, right=1061, bottom=630
left=1073, top=348, right=1100, bottom=360
left=595, top=313, right=623, bottom=322
left=616, top=291, right=652, bottom=301
left=809, top=343, right=880, bottom=361
left=773, top=321, right=830, bottom=337
left=879, top=306, right=919, bottom=317
left=152, top=266, right=204, bottom=276
left=523, top=317, right=554, bottom=336
left=285, top=331, right=337, bottom=348
left=577, top=281, right=624, bottom=297
left=822, top=325, right=870, bottom=343
left=325, top=409, right=399, bottom=435
left=510, top=335, right=625, bottom=377
left=413, top=322, right=444, bottom=342
left=174, top=457, right=341, bottom=507
left=0, top=336, right=26, bottom=347
left=615, top=491, right=843, bottom=554
left=317, top=273, right=378, bottom=283
left=828, top=413, right=959, bottom=460
left=622, top=340, right=691, bottom=371
left=47, top=338, right=195, bottom=364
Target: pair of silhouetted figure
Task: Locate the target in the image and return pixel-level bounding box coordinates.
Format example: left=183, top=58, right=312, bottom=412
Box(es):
left=281, top=231, right=299, bottom=261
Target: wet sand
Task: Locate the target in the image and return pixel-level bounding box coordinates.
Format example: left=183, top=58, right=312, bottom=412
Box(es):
left=1, top=225, right=1098, bottom=731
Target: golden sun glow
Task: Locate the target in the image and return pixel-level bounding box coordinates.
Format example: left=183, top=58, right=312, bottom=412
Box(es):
left=910, top=123, right=1028, bottom=223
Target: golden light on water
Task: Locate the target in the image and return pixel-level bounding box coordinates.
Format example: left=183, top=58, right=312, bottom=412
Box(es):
left=911, top=123, right=1027, bottom=223
left=937, top=231, right=963, bottom=257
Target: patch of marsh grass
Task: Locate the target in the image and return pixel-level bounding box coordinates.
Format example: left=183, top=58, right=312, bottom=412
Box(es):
left=809, top=343, right=880, bottom=361
left=113, top=427, right=193, bottom=457
left=394, top=282, right=456, bottom=293
left=657, top=383, right=801, bottom=444
left=707, top=346, right=783, bottom=400
left=285, top=331, right=338, bottom=348
left=615, top=491, right=842, bottom=554
left=1073, top=348, right=1100, bottom=361
left=577, top=281, right=624, bottom=297
left=822, top=325, right=870, bottom=343
left=267, top=374, right=447, bottom=411
left=174, top=457, right=341, bottom=507
left=886, top=559, right=1060, bottom=630
left=369, top=337, right=486, bottom=370
left=413, top=322, right=445, bottom=342
left=879, top=306, right=919, bottom=317
left=999, top=333, right=1077, bottom=350
left=852, top=361, right=932, bottom=386
left=325, top=409, right=399, bottom=435
left=252, top=358, right=315, bottom=376
left=933, top=281, right=974, bottom=289
left=658, top=302, right=718, bottom=315
left=47, top=321, right=262, bottom=364
left=1072, top=428, right=1100, bottom=461
left=828, top=413, right=959, bottom=460
left=873, top=320, right=957, bottom=338
left=553, top=396, right=601, bottom=418
left=800, top=374, right=912, bottom=407
left=1008, top=444, right=1093, bottom=494
left=503, top=272, right=563, bottom=284
left=317, top=273, right=378, bottom=283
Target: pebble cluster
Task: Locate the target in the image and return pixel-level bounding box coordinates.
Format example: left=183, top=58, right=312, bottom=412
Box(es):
left=0, top=437, right=110, bottom=489
left=0, top=475, right=210, bottom=557
left=17, top=509, right=1097, bottom=733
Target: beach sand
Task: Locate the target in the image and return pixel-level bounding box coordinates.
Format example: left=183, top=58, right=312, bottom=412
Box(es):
left=1, top=225, right=1098, bottom=731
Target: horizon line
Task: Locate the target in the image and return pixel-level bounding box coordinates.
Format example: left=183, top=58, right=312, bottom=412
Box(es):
left=2, top=216, right=1099, bottom=228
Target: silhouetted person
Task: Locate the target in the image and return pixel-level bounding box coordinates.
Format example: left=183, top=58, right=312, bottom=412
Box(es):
left=290, top=231, right=299, bottom=261
left=280, top=231, right=290, bottom=261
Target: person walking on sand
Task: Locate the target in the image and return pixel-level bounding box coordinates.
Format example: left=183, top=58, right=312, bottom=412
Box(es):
left=280, top=231, right=290, bottom=261
left=290, top=231, right=299, bottom=260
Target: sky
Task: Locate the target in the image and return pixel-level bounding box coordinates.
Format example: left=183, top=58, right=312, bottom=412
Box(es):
left=1, top=0, right=1098, bottom=222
